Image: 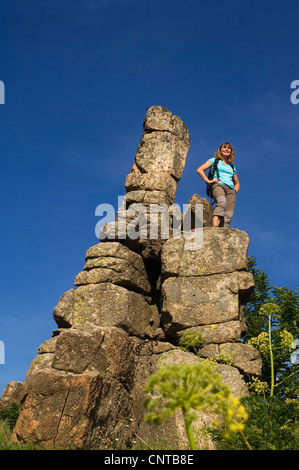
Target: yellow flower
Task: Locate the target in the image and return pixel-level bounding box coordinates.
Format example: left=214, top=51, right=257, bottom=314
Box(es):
left=229, top=423, right=245, bottom=432
left=229, top=423, right=238, bottom=432
left=248, top=332, right=270, bottom=355
left=237, top=405, right=248, bottom=420
left=248, top=377, right=269, bottom=395
left=231, top=397, right=240, bottom=408
left=223, top=395, right=248, bottom=437
left=279, top=330, right=294, bottom=351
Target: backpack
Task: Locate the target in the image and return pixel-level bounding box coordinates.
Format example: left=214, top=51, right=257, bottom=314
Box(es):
left=206, top=159, right=235, bottom=202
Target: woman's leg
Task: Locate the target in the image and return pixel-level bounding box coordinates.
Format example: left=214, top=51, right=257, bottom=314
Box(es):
left=211, top=185, right=226, bottom=227
left=223, top=188, right=236, bottom=228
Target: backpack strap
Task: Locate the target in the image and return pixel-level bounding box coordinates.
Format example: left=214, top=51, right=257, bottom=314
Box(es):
left=212, top=158, right=220, bottom=179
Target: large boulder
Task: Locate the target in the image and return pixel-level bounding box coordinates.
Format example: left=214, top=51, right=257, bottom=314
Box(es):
left=160, top=228, right=254, bottom=339
left=0, top=381, right=24, bottom=410
left=198, top=342, right=262, bottom=377
left=129, top=105, right=190, bottom=192
left=161, top=228, right=250, bottom=277
left=161, top=272, right=253, bottom=335
left=159, top=227, right=260, bottom=377
left=53, top=283, right=160, bottom=339
left=133, top=347, right=249, bottom=450
left=12, top=326, right=135, bottom=449
left=184, top=194, right=214, bottom=228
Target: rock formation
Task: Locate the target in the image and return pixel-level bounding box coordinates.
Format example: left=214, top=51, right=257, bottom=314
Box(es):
left=1, top=106, right=261, bottom=450
left=101, top=104, right=190, bottom=264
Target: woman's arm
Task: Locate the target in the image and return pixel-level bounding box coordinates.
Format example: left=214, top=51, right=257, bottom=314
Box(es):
left=233, top=173, right=240, bottom=193
left=196, top=160, right=220, bottom=184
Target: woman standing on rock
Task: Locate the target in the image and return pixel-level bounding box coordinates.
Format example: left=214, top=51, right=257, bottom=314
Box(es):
left=196, top=142, right=240, bottom=228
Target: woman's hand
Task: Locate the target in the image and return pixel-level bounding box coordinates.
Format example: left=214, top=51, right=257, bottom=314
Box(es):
left=209, top=178, right=220, bottom=183
left=233, top=173, right=240, bottom=193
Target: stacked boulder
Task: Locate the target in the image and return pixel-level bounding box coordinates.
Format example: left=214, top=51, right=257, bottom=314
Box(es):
left=1, top=106, right=261, bottom=450
left=54, top=242, right=161, bottom=339
left=160, top=228, right=261, bottom=376
left=125, top=105, right=189, bottom=207
left=101, top=105, right=190, bottom=263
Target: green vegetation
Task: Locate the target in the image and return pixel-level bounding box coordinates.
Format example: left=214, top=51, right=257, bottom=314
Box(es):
left=178, top=330, right=205, bottom=353
left=0, top=403, right=59, bottom=450
left=210, top=394, right=298, bottom=450
left=246, top=257, right=299, bottom=401
left=143, top=256, right=299, bottom=450
left=215, top=257, right=299, bottom=450
left=0, top=404, right=43, bottom=450
left=144, top=360, right=250, bottom=450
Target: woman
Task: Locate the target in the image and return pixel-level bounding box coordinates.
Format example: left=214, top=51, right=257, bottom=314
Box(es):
left=196, top=143, right=240, bottom=228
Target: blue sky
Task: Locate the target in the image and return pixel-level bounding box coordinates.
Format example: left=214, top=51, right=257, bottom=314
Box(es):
left=1, top=0, right=299, bottom=394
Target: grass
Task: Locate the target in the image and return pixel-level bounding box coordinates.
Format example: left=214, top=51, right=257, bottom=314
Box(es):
left=0, top=404, right=46, bottom=450
left=0, top=420, right=43, bottom=450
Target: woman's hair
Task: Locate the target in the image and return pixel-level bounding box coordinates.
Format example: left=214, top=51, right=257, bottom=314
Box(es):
left=214, top=142, right=235, bottom=163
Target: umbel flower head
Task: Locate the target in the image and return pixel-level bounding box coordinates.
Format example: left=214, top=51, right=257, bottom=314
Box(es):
left=279, top=330, right=294, bottom=352
left=259, top=302, right=280, bottom=317
left=144, top=361, right=248, bottom=435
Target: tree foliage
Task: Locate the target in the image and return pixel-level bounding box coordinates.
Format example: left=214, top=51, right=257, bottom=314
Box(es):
left=246, top=256, right=299, bottom=400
